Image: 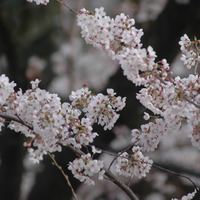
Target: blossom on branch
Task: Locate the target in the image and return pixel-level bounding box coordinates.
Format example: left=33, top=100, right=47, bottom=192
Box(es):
left=179, top=34, right=200, bottom=69
left=69, top=87, right=126, bottom=130
left=2, top=2, right=200, bottom=199
left=68, top=153, right=104, bottom=185
left=116, top=146, right=153, bottom=178
left=0, top=75, right=125, bottom=163
left=171, top=188, right=197, bottom=200
left=0, top=74, right=16, bottom=106
left=77, top=7, right=158, bottom=86
left=77, top=7, right=200, bottom=154
left=27, top=0, right=49, bottom=5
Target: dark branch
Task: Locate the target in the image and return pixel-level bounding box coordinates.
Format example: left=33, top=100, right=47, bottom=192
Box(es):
left=0, top=113, right=33, bottom=130
left=55, top=0, right=78, bottom=14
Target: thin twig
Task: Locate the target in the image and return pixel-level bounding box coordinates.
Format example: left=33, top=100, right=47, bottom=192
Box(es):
left=55, top=0, right=78, bottom=14
left=153, top=162, right=198, bottom=189
left=182, top=95, right=200, bottom=109
left=48, top=152, right=78, bottom=200
left=108, top=144, right=133, bottom=171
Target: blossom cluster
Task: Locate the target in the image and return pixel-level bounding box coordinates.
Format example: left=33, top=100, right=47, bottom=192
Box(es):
left=0, top=74, right=16, bottom=106
left=0, top=74, right=17, bottom=131
left=68, top=153, right=104, bottom=185
left=131, top=118, right=169, bottom=151
left=77, top=7, right=200, bottom=155
left=77, top=7, right=154, bottom=85
left=27, top=0, right=49, bottom=5
left=3, top=1, right=200, bottom=199
left=77, top=7, right=170, bottom=88
left=116, top=146, right=153, bottom=178
left=172, top=189, right=197, bottom=200
left=69, top=87, right=126, bottom=130
left=0, top=75, right=125, bottom=163
left=179, top=34, right=200, bottom=69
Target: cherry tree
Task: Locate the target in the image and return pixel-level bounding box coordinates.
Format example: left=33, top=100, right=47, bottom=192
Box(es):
left=0, top=0, right=200, bottom=200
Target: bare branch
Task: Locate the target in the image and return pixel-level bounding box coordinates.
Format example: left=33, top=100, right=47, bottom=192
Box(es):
left=153, top=162, right=198, bottom=189
left=55, top=0, right=78, bottom=14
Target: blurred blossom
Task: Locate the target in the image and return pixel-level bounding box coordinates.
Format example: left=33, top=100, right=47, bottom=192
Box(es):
left=136, top=0, right=167, bottom=23
left=149, top=125, right=200, bottom=172
left=49, top=38, right=118, bottom=97
left=171, top=53, right=192, bottom=77
left=111, top=125, right=131, bottom=150
left=144, top=193, right=165, bottom=200
left=26, top=56, right=46, bottom=81
left=20, top=154, right=42, bottom=200
left=0, top=55, right=8, bottom=73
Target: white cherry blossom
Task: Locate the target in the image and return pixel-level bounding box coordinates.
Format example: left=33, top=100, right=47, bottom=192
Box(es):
left=116, top=146, right=153, bottom=178
left=68, top=153, right=104, bottom=185
left=171, top=189, right=197, bottom=200
left=27, top=0, right=49, bottom=5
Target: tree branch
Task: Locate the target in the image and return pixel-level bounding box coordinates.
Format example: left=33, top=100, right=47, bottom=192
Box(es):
left=0, top=112, right=139, bottom=200
left=153, top=161, right=199, bottom=189
left=55, top=0, right=78, bottom=14
left=104, top=170, right=139, bottom=200
left=66, top=144, right=139, bottom=200
left=0, top=113, right=33, bottom=130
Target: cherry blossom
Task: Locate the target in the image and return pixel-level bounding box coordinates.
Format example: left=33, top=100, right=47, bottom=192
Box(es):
left=69, top=87, right=126, bottom=130
left=0, top=75, right=125, bottom=163
left=68, top=153, right=104, bottom=185
left=27, top=0, right=49, bottom=5
left=179, top=34, right=200, bottom=69
left=1, top=2, right=200, bottom=199
left=171, top=189, right=197, bottom=200
left=77, top=7, right=200, bottom=156
left=116, top=146, right=153, bottom=178
left=77, top=7, right=144, bottom=62
left=0, top=74, right=16, bottom=106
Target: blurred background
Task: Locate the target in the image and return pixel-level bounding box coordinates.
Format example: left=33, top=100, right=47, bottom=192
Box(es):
left=0, top=0, right=200, bottom=199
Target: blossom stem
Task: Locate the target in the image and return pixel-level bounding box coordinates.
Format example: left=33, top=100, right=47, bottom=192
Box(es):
left=55, top=0, right=78, bottom=14
left=108, top=144, right=134, bottom=171
left=153, top=162, right=198, bottom=189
